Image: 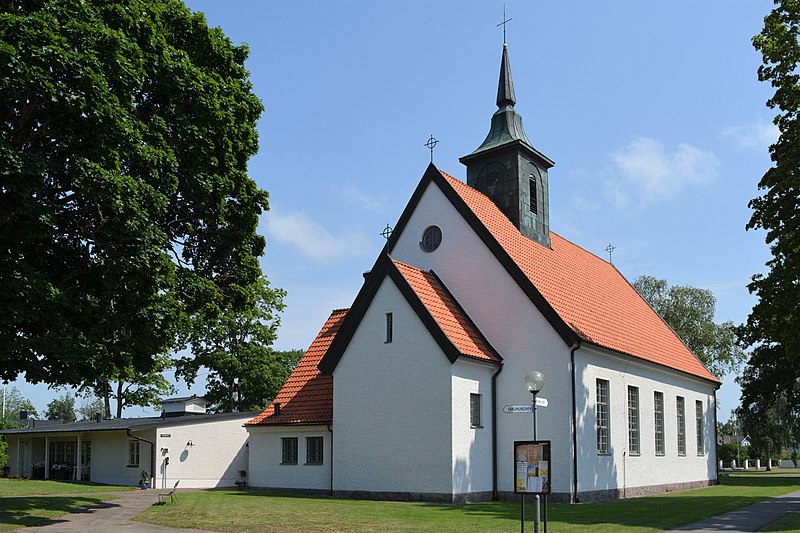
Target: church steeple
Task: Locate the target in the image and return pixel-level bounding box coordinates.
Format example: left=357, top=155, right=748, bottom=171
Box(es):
left=497, top=43, right=516, bottom=107
left=459, top=42, right=554, bottom=248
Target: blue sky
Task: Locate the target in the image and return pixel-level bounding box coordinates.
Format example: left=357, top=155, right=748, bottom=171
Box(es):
left=9, top=1, right=776, bottom=421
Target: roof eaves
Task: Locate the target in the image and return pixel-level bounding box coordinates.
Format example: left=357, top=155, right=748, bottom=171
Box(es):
left=387, top=261, right=464, bottom=364
left=580, top=339, right=721, bottom=388
left=426, top=169, right=579, bottom=348
left=424, top=269, right=502, bottom=362
left=318, top=254, right=393, bottom=375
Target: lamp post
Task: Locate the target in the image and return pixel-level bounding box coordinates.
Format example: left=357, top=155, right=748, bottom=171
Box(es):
left=524, top=371, right=545, bottom=533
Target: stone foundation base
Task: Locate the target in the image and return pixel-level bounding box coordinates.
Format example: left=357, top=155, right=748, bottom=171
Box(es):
left=333, top=489, right=493, bottom=503
left=251, top=478, right=717, bottom=504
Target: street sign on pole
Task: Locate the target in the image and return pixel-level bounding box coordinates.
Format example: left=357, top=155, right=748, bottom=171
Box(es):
left=503, top=398, right=548, bottom=414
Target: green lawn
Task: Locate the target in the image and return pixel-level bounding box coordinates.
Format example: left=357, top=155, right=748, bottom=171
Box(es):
left=0, top=479, right=133, bottom=532
left=764, top=511, right=800, bottom=532
left=0, top=478, right=133, bottom=497
left=134, top=470, right=800, bottom=533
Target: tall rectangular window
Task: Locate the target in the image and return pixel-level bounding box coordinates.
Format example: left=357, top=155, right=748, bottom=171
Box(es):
left=385, top=312, right=393, bottom=343
left=281, top=437, right=298, bottom=464
left=696, top=400, right=705, bottom=455
left=677, top=396, right=686, bottom=456
left=627, top=386, right=640, bottom=455
left=306, top=437, right=323, bottom=464
left=654, top=392, right=665, bottom=456
left=127, top=441, right=140, bottom=467
left=596, top=379, right=610, bottom=454
left=529, top=177, right=538, bottom=214
left=470, top=393, right=482, bottom=428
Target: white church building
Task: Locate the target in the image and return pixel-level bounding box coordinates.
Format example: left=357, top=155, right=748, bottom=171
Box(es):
left=245, top=42, right=720, bottom=503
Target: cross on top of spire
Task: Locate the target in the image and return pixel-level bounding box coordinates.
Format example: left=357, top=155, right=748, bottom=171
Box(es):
left=497, top=5, right=512, bottom=44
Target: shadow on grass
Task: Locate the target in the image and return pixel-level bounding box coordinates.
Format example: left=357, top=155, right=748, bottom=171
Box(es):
left=0, top=495, right=115, bottom=529
left=208, top=474, right=800, bottom=532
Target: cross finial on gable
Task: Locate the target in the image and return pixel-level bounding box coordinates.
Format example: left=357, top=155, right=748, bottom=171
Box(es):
left=425, top=134, right=439, bottom=163
left=605, top=243, right=616, bottom=263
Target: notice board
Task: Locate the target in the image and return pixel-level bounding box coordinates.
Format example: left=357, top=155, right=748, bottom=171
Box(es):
left=514, top=440, right=551, bottom=495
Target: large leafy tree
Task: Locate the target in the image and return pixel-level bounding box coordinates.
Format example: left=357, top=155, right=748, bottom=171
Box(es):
left=2, top=387, right=38, bottom=420
left=0, top=1, right=268, bottom=386
left=633, top=275, right=745, bottom=377
left=741, top=0, right=800, bottom=361
left=737, top=0, right=800, bottom=461
left=45, top=392, right=77, bottom=422
left=737, top=343, right=800, bottom=463
left=76, top=394, right=105, bottom=421
left=177, top=278, right=289, bottom=413
left=82, top=354, right=176, bottom=418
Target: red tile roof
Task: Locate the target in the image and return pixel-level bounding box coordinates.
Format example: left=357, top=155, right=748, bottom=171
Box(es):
left=438, top=170, right=719, bottom=383
left=246, top=309, right=347, bottom=426
left=392, top=259, right=501, bottom=363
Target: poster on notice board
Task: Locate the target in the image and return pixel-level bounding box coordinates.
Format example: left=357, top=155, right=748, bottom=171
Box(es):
left=513, top=440, right=551, bottom=495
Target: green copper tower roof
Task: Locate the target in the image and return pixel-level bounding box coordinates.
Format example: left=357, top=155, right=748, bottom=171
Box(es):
left=464, top=43, right=541, bottom=159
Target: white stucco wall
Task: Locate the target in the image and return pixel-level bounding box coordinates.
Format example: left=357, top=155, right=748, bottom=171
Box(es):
left=391, top=180, right=574, bottom=495
left=247, top=425, right=330, bottom=490
left=332, top=277, right=454, bottom=494
left=451, top=359, right=496, bottom=495
left=575, top=345, right=717, bottom=495
left=91, top=429, right=156, bottom=486
left=152, top=416, right=251, bottom=489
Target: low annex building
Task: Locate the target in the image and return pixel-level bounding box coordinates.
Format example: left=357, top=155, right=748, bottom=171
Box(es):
left=245, top=42, right=720, bottom=503
left=2, top=396, right=255, bottom=489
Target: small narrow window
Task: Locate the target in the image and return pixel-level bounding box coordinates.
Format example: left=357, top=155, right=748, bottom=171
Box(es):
left=281, top=437, right=298, bottom=464
left=470, top=393, right=482, bottom=428
left=677, top=396, right=686, bottom=456
left=529, top=176, right=538, bottom=214
left=696, top=400, right=704, bottom=455
left=306, top=437, right=323, bottom=465
left=627, top=386, right=640, bottom=455
left=385, top=312, right=393, bottom=343
left=596, top=379, right=609, bottom=454
left=127, top=441, right=140, bottom=467
left=654, top=392, right=665, bottom=456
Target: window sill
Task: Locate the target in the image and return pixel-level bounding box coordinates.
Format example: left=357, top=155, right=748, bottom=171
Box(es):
left=655, top=453, right=665, bottom=457
left=126, top=465, right=139, bottom=468
left=628, top=453, right=640, bottom=457
left=471, top=425, right=484, bottom=429
left=304, top=462, right=324, bottom=466
left=678, top=453, right=686, bottom=457
left=597, top=452, right=611, bottom=456
left=280, top=462, right=298, bottom=466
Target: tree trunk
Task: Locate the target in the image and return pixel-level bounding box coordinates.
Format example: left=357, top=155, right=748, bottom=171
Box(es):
left=115, top=381, right=124, bottom=419
left=102, top=382, right=111, bottom=419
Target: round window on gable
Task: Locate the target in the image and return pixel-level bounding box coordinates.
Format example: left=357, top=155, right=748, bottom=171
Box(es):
left=420, top=225, right=442, bottom=253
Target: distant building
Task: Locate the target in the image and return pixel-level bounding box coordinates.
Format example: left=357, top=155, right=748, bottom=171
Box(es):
left=244, top=41, right=721, bottom=503
left=2, top=396, right=254, bottom=488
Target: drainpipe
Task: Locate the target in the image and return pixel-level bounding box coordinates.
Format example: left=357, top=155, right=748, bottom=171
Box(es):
left=327, top=423, right=334, bottom=496
left=712, top=389, right=719, bottom=484
left=491, top=362, right=504, bottom=500
left=570, top=341, right=581, bottom=503
left=127, top=429, right=155, bottom=487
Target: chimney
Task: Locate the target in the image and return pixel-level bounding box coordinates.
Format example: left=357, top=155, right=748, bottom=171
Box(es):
left=273, top=403, right=281, bottom=416
left=19, top=410, right=27, bottom=420
left=95, top=413, right=102, bottom=423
